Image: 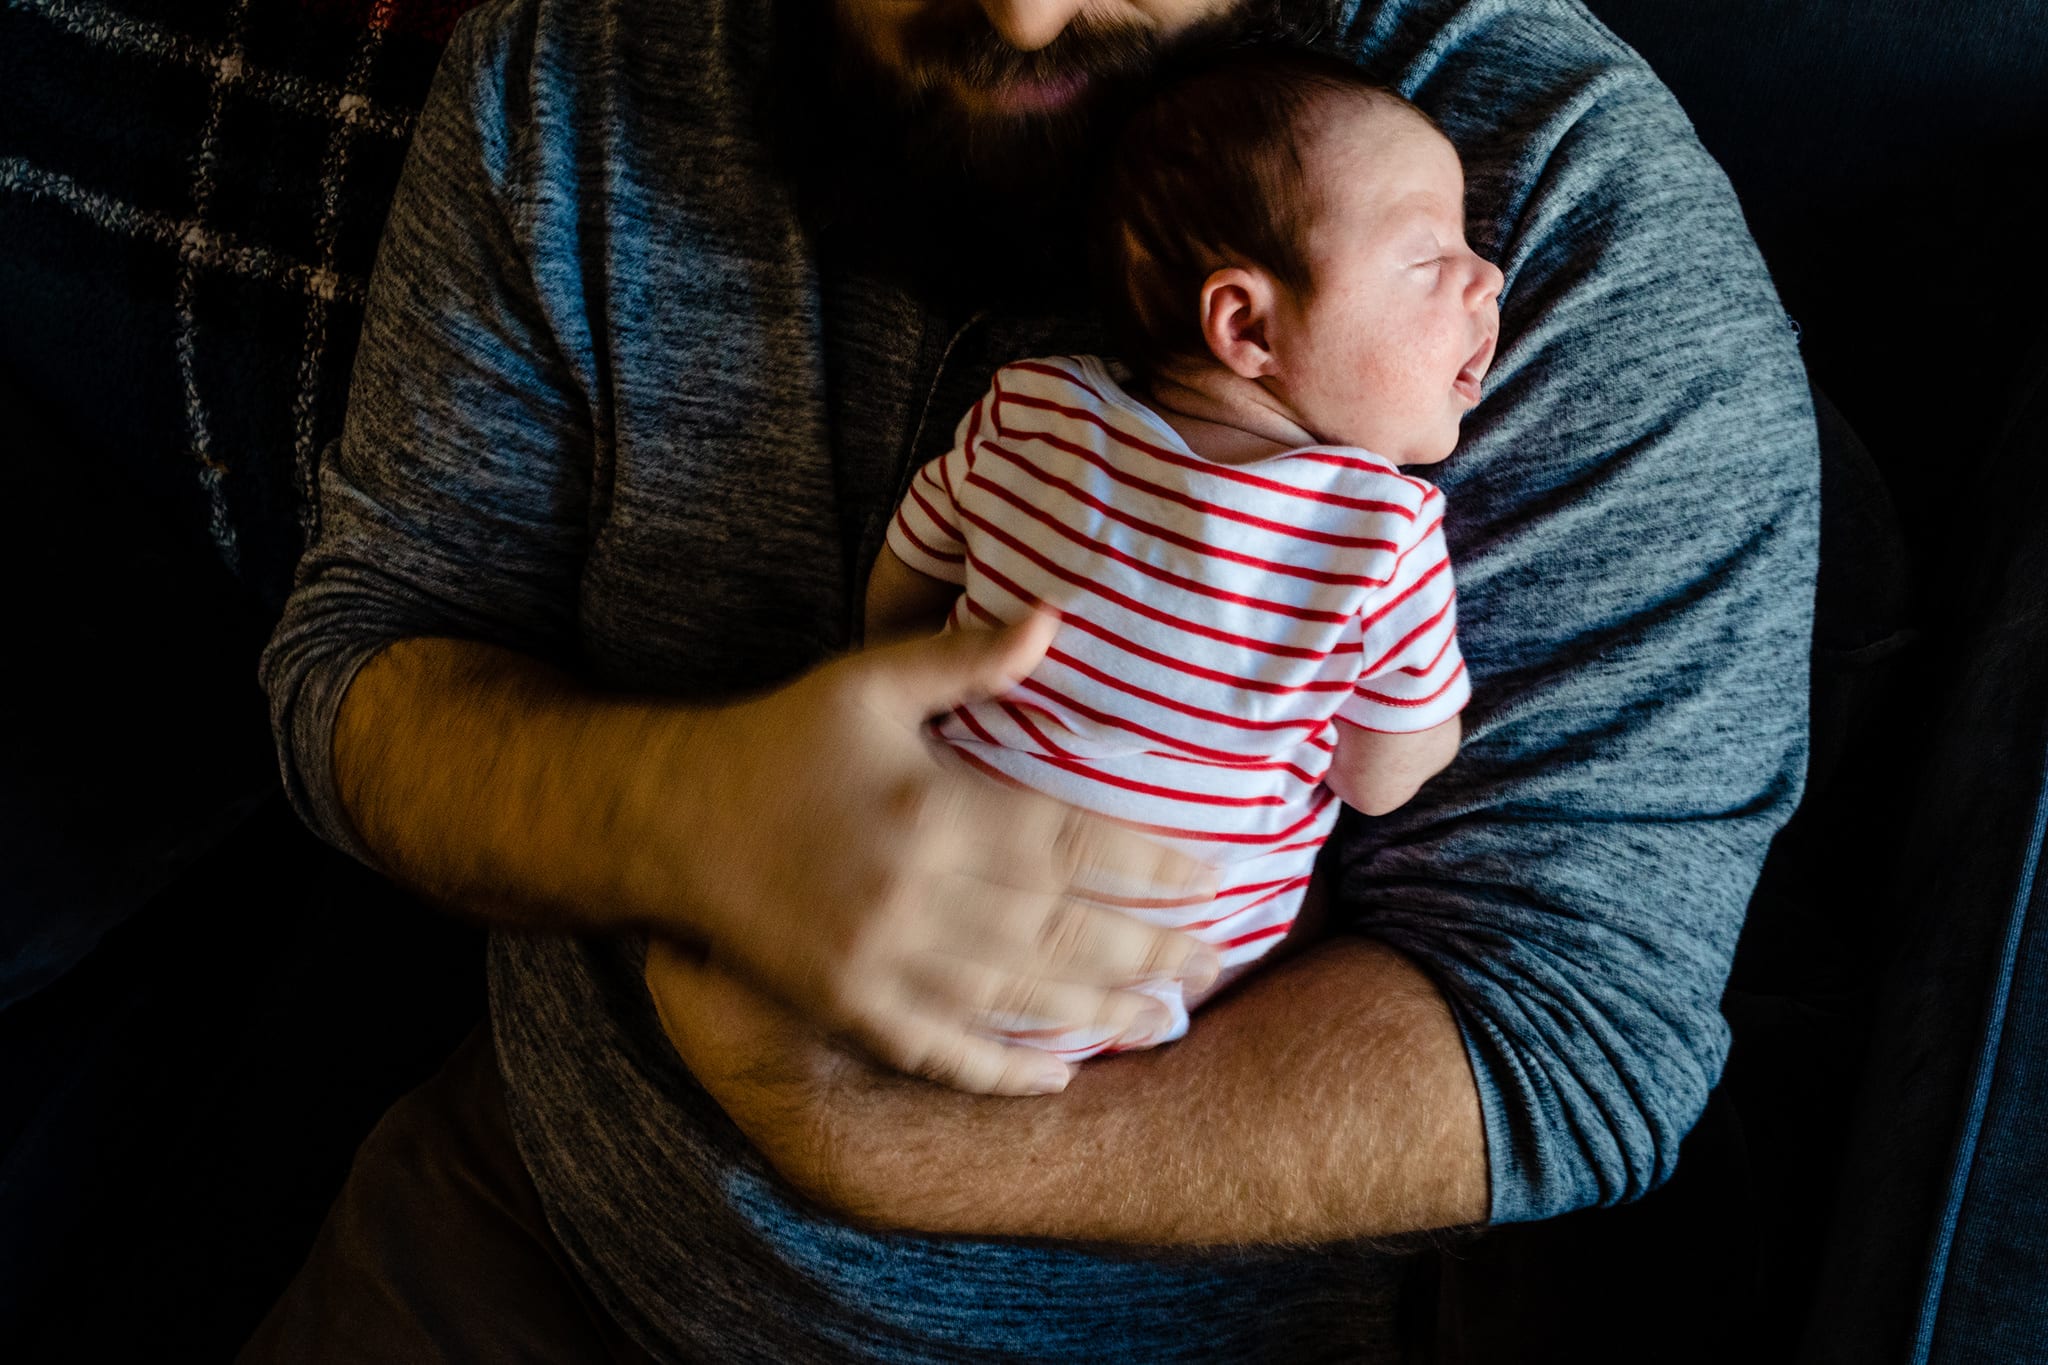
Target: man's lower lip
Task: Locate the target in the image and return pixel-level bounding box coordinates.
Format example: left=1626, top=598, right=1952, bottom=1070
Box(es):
left=967, top=72, right=1093, bottom=115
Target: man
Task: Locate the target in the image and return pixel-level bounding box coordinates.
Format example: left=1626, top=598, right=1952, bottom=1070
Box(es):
left=248, top=0, right=1818, bottom=1358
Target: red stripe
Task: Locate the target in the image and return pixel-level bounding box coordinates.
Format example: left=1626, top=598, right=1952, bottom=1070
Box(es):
left=1003, top=362, right=1417, bottom=518
left=906, top=480, right=961, bottom=541
left=1358, top=546, right=1451, bottom=636
left=965, top=472, right=1354, bottom=625
left=1012, top=362, right=1424, bottom=499
left=1005, top=387, right=1415, bottom=515
left=1009, top=748, right=1292, bottom=809
left=1010, top=358, right=1111, bottom=405
left=1288, top=446, right=1409, bottom=476
left=947, top=401, right=983, bottom=500
left=1361, top=590, right=1456, bottom=677
left=1333, top=714, right=1440, bottom=736
left=984, top=427, right=1399, bottom=552
left=1103, top=786, right=1338, bottom=847
left=1355, top=658, right=1469, bottom=709
left=1041, top=646, right=1327, bottom=734
left=968, top=557, right=1356, bottom=697
left=1391, top=514, right=1447, bottom=575
left=1212, top=874, right=1309, bottom=900
left=958, top=510, right=1353, bottom=663
left=891, top=507, right=963, bottom=567
left=1397, top=624, right=1460, bottom=678
left=1180, top=876, right=1313, bottom=930
left=948, top=749, right=1339, bottom=846
left=953, top=705, right=1004, bottom=749
left=1002, top=700, right=1076, bottom=759
left=981, top=441, right=1393, bottom=587
left=1216, top=919, right=1296, bottom=951
left=1145, top=745, right=1322, bottom=788
left=1010, top=681, right=1326, bottom=780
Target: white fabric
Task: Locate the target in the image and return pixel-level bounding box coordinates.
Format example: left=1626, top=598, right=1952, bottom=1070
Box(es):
left=887, top=356, right=1469, bottom=1058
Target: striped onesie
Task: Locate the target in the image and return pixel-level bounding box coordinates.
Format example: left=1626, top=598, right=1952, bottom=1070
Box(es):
left=885, top=355, right=1471, bottom=1059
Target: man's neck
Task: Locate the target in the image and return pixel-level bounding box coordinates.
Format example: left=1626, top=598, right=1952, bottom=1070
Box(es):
left=1138, top=362, right=1319, bottom=465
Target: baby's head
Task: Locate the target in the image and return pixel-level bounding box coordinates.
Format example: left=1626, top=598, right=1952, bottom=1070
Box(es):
left=1093, top=48, right=1503, bottom=466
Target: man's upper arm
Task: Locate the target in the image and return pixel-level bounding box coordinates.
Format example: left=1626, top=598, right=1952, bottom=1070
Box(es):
left=259, top=8, right=593, bottom=862
left=1335, top=44, right=1821, bottom=1224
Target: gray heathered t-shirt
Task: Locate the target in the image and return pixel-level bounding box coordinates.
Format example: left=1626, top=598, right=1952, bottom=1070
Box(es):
left=260, top=0, right=1819, bottom=1357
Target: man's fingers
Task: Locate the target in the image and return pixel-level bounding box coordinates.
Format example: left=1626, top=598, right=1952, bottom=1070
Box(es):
left=903, top=956, right=1172, bottom=1045
left=1034, top=896, right=1222, bottom=992
left=929, top=875, right=1219, bottom=992
left=867, top=607, right=1059, bottom=720
left=863, top=1015, right=1074, bottom=1098
left=958, top=783, right=1215, bottom=902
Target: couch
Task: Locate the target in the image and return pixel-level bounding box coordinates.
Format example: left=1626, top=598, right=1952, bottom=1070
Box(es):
left=2, top=0, right=2043, bottom=1358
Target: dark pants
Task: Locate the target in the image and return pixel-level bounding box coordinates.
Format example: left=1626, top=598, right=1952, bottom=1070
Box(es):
left=240, top=1026, right=660, bottom=1365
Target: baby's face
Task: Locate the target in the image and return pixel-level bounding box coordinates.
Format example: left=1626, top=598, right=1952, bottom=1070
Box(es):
left=1270, top=99, right=1503, bottom=465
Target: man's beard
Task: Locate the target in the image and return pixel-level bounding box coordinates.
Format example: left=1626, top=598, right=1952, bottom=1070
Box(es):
left=842, top=7, right=1173, bottom=203
left=782, top=0, right=1343, bottom=301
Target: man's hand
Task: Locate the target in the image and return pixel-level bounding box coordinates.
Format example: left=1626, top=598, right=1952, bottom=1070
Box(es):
left=663, top=610, right=1220, bottom=1097
left=336, top=617, right=1220, bottom=1099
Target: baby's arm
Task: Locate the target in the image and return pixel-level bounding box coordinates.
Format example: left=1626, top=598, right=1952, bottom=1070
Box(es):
left=865, top=545, right=960, bottom=644
left=1325, top=715, right=1462, bottom=816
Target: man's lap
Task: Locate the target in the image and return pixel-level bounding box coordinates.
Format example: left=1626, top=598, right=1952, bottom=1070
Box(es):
left=239, top=1026, right=659, bottom=1365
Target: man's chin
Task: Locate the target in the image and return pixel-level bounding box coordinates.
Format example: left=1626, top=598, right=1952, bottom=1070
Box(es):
left=914, top=100, right=1105, bottom=196
left=834, top=55, right=1127, bottom=198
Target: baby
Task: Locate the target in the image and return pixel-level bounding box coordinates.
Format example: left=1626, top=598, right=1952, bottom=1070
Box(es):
left=865, top=48, right=1503, bottom=1062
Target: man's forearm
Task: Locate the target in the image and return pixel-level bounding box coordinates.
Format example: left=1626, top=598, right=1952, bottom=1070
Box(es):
left=822, top=937, right=1488, bottom=1245
left=334, top=636, right=707, bottom=934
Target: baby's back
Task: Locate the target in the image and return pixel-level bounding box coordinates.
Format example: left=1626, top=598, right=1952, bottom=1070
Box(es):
left=924, top=357, right=1446, bottom=836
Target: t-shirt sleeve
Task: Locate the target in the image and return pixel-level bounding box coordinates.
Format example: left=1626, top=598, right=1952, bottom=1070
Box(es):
left=258, top=9, right=595, bottom=865
left=1336, top=487, right=1470, bottom=733
left=882, top=389, right=989, bottom=587
left=1325, top=21, right=1820, bottom=1225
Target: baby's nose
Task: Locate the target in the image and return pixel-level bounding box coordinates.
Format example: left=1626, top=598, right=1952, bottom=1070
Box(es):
left=975, top=0, right=1088, bottom=51
left=1470, top=256, right=1506, bottom=309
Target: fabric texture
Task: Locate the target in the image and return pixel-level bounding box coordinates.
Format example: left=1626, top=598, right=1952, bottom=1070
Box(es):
left=887, top=354, right=1468, bottom=1058
left=257, top=0, right=1819, bottom=1356
left=0, top=0, right=482, bottom=608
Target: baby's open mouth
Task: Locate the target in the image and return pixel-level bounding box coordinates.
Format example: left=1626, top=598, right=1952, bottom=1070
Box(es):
left=1453, top=332, right=1497, bottom=403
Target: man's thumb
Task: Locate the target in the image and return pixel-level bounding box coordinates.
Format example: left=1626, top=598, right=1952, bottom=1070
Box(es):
left=887, top=607, right=1059, bottom=716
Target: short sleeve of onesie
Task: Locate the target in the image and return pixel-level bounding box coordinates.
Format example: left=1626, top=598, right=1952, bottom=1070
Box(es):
left=1336, top=485, right=1470, bottom=733
left=883, top=390, right=993, bottom=587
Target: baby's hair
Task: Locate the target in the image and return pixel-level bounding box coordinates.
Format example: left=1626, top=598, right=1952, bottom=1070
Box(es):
left=1091, top=47, right=1433, bottom=380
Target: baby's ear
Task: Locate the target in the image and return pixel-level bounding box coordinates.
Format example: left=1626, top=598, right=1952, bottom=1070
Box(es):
left=1199, top=266, right=1281, bottom=379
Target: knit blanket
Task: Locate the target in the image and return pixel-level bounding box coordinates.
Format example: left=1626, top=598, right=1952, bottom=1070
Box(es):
left=2, top=0, right=482, bottom=605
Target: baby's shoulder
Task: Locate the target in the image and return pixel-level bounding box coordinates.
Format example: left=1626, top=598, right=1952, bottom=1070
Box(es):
left=1283, top=443, right=1442, bottom=502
